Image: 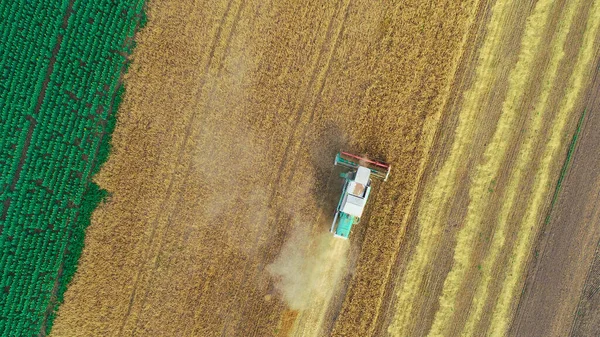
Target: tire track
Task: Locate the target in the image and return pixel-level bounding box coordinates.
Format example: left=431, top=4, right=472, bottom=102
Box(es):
left=1, top=0, right=74, bottom=220
left=267, top=0, right=347, bottom=209
left=183, top=2, right=352, bottom=334
left=186, top=1, right=348, bottom=334
left=176, top=2, right=276, bottom=333
left=128, top=2, right=249, bottom=335
left=265, top=1, right=354, bottom=335
left=116, top=1, right=240, bottom=334
left=283, top=0, right=351, bottom=192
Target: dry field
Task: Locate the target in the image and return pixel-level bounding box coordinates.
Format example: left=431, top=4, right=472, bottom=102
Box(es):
left=49, top=0, right=600, bottom=337
left=50, top=0, right=476, bottom=336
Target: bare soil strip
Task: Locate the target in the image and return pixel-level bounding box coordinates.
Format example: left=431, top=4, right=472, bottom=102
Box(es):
left=510, top=58, right=600, bottom=337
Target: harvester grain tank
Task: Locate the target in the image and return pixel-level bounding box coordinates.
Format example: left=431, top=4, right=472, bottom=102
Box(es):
left=330, top=151, right=391, bottom=239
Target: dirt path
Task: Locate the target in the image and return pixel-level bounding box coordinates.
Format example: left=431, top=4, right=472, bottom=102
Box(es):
left=49, top=0, right=476, bottom=336
left=510, top=59, right=600, bottom=337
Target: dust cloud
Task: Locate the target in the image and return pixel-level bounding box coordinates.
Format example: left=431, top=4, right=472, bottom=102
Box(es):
left=267, top=226, right=349, bottom=311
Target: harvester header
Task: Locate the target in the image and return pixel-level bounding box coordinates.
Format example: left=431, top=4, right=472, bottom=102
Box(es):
left=330, top=151, right=391, bottom=239
left=335, top=151, right=391, bottom=181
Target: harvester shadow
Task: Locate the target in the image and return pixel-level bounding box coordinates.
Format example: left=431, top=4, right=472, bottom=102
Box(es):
left=305, top=121, right=350, bottom=233
left=305, top=121, right=390, bottom=234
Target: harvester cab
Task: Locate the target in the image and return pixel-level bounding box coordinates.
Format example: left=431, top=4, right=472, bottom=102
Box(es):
left=330, top=151, right=391, bottom=239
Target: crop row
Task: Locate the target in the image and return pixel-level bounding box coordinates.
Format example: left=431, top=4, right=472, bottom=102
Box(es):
left=0, top=1, right=145, bottom=336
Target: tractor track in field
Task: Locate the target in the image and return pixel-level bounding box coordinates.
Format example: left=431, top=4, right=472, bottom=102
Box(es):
left=116, top=0, right=244, bottom=333
left=268, top=0, right=346, bottom=203
left=9, top=2, right=76, bottom=329
left=127, top=1, right=249, bottom=333
left=226, top=1, right=352, bottom=333
left=168, top=2, right=251, bottom=332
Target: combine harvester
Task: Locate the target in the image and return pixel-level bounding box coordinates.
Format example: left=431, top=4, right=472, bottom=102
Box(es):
left=330, top=151, right=391, bottom=239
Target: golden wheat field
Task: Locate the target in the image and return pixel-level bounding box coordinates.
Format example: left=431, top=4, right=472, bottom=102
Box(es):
left=50, top=0, right=600, bottom=336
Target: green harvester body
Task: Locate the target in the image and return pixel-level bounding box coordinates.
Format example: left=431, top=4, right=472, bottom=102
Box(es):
left=330, top=152, right=390, bottom=239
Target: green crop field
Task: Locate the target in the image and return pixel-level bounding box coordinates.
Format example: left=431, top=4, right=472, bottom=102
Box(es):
left=0, top=1, right=145, bottom=335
